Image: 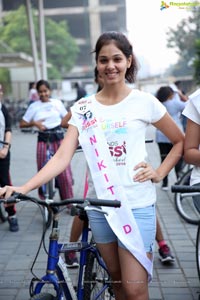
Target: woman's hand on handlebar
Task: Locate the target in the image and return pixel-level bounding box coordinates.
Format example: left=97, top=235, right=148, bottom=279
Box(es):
left=0, top=185, right=25, bottom=199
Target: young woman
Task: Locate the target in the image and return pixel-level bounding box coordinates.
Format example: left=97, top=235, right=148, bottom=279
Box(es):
left=182, top=88, right=200, bottom=214
left=20, top=79, right=73, bottom=200
left=155, top=85, right=186, bottom=189
left=0, top=32, right=184, bottom=300
left=0, top=84, right=19, bottom=232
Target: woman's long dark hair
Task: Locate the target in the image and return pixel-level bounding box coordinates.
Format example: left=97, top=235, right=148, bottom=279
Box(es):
left=36, top=79, right=51, bottom=92
left=93, top=31, right=138, bottom=83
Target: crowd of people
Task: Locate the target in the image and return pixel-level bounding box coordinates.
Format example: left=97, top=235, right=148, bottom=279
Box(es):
left=0, top=30, right=199, bottom=300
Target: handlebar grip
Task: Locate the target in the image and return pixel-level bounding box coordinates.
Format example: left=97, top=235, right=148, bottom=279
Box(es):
left=171, top=185, right=200, bottom=193
left=4, top=192, right=21, bottom=204
left=88, top=199, right=121, bottom=207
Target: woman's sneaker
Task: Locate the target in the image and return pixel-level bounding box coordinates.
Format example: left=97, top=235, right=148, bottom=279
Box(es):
left=8, top=215, right=19, bottom=232
left=158, top=244, right=175, bottom=264
left=65, top=251, right=79, bottom=268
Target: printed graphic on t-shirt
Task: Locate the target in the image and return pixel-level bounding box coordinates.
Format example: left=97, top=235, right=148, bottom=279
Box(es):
left=108, top=140, right=126, bottom=166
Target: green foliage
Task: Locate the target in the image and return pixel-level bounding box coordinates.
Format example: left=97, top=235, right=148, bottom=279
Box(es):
left=193, top=39, right=200, bottom=84
left=166, top=9, right=200, bottom=77
left=45, top=18, right=79, bottom=79
left=0, top=5, right=79, bottom=80
left=0, top=69, right=11, bottom=94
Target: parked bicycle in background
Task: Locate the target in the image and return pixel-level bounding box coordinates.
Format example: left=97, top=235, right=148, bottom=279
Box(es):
left=0, top=83, right=19, bottom=231
left=171, top=184, right=200, bottom=282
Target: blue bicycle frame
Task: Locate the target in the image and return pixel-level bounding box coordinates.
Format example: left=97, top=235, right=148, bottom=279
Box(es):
left=31, top=213, right=109, bottom=300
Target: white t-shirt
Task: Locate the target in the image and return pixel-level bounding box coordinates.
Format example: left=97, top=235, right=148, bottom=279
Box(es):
left=182, top=89, right=200, bottom=186
left=70, top=89, right=166, bottom=208
left=22, top=98, right=67, bottom=129
left=29, top=88, right=39, bottom=102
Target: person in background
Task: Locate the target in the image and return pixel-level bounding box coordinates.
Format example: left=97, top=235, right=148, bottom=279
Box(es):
left=0, top=84, right=19, bottom=232
left=182, top=88, right=200, bottom=214
left=74, top=82, right=87, bottom=101
left=171, top=80, right=188, bottom=132
left=156, top=86, right=186, bottom=190
left=28, top=82, right=39, bottom=105
left=0, top=32, right=184, bottom=300
left=20, top=79, right=73, bottom=201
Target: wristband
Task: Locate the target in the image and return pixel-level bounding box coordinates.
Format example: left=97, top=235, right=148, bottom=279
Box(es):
left=3, top=142, right=10, bottom=149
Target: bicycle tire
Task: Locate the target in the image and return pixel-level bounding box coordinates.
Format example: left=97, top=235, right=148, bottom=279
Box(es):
left=84, top=251, right=114, bottom=300
left=196, top=224, right=200, bottom=281
left=30, top=292, right=55, bottom=299
left=47, top=180, right=54, bottom=199
left=174, top=168, right=200, bottom=225
left=43, top=180, right=54, bottom=229
left=43, top=207, right=52, bottom=229
left=0, top=202, right=8, bottom=222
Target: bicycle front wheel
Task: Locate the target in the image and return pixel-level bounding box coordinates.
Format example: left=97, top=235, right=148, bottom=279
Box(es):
left=47, top=180, right=54, bottom=199
left=174, top=168, right=200, bottom=225
left=30, top=292, right=55, bottom=299
left=43, top=207, right=52, bottom=229
left=42, top=180, right=54, bottom=229
left=196, top=224, right=200, bottom=281
left=0, top=202, right=8, bottom=222
left=84, top=251, right=114, bottom=300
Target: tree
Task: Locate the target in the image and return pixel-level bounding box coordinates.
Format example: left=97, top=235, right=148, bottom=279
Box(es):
left=193, top=39, right=200, bottom=84
left=166, top=9, right=200, bottom=77
left=0, top=5, right=79, bottom=80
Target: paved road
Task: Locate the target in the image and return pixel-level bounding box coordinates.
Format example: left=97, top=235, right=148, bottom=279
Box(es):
left=0, top=128, right=199, bottom=300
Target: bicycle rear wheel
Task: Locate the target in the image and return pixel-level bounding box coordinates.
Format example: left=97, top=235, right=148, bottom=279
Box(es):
left=196, top=224, right=200, bottom=281
left=174, top=168, right=200, bottom=225
left=0, top=202, right=8, bottom=222
left=84, top=251, right=114, bottom=300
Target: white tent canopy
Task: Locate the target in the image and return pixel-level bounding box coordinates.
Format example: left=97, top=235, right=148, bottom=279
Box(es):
left=0, top=52, right=35, bottom=68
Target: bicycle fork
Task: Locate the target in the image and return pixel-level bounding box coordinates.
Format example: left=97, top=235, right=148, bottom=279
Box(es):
left=30, top=225, right=76, bottom=300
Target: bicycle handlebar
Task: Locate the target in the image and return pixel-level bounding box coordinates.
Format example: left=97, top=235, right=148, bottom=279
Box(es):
left=171, top=185, right=200, bottom=193
left=145, top=139, right=153, bottom=143
left=1, top=193, right=121, bottom=208
left=33, top=129, right=64, bottom=135
left=0, top=140, right=10, bottom=146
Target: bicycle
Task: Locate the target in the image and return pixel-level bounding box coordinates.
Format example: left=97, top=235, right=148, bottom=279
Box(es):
left=171, top=184, right=200, bottom=281
left=34, top=129, right=65, bottom=228
left=0, top=140, right=10, bottom=222
left=2, top=193, right=120, bottom=300
left=173, top=166, right=200, bottom=225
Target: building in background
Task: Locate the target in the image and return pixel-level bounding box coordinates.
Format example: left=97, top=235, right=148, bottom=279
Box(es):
left=1, top=0, right=127, bottom=80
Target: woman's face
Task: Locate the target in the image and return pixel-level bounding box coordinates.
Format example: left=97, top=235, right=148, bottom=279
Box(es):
left=37, top=84, right=51, bottom=102
left=96, top=42, right=131, bottom=86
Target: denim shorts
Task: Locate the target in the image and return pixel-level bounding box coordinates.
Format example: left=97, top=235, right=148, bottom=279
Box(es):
left=87, top=204, right=156, bottom=253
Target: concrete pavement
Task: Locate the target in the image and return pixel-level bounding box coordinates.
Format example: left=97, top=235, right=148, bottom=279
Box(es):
left=0, top=127, right=199, bottom=300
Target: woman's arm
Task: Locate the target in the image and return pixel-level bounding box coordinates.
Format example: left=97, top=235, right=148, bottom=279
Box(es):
left=0, top=131, right=12, bottom=159
left=152, top=112, right=184, bottom=182
left=20, top=119, right=36, bottom=128
left=61, top=111, right=72, bottom=128
left=0, top=125, right=79, bottom=198
left=19, top=119, right=46, bottom=131
left=184, top=119, right=200, bottom=166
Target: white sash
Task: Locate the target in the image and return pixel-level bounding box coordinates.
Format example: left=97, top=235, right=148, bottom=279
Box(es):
left=71, top=98, right=153, bottom=281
